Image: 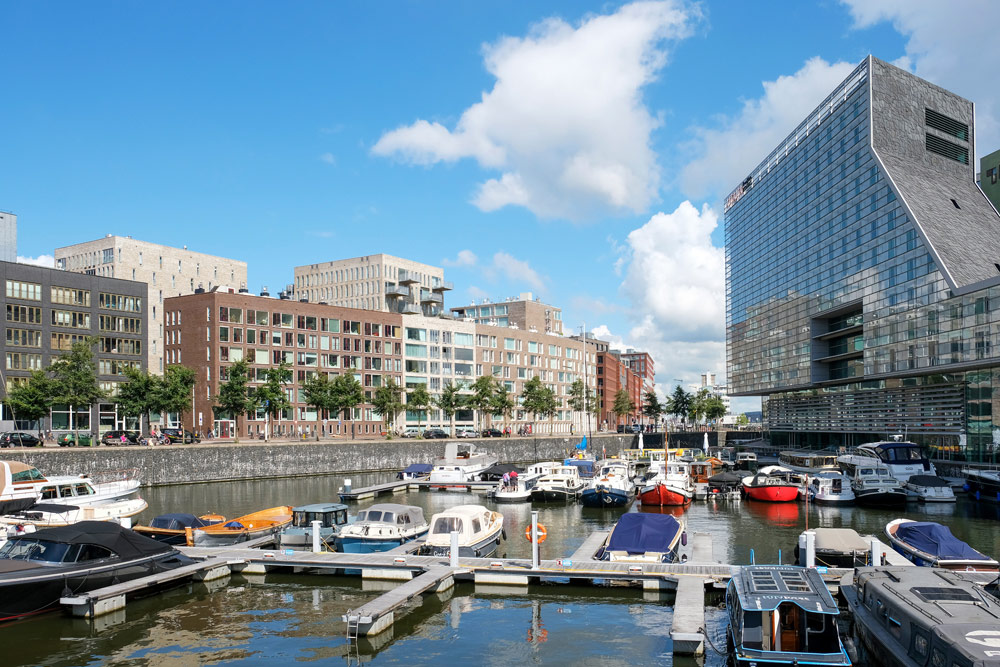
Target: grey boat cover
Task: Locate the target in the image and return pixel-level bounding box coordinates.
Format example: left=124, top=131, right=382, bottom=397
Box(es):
left=812, top=528, right=870, bottom=553
left=356, top=504, right=426, bottom=526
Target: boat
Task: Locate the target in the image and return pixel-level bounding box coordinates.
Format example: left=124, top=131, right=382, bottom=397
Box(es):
left=336, top=504, right=428, bottom=554
left=0, top=498, right=149, bottom=528
left=427, top=442, right=497, bottom=490
left=480, top=463, right=523, bottom=482
left=595, top=513, right=684, bottom=563
left=580, top=461, right=634, bottom=507
left=778, top=449, right=841, bottom=473
left=133, top=513, right=227, bottom=545
left=838, top=455, right=907, bottom=508
left=562, top=455, right=597, bottom=479
left=490, top=462, right=557, bottom=503
left=856, top=438, right=935, bottom=482
left=795, top=527, right=874, bottom=569
left=420, top=505, right=504, bottom=558
left=638, top=461, right=695, bottom=506
left=396, top=463, right=432, bottom=480
left=885, top=519, right=999, bottom=572
left=530, top=465, right=585, bottom=502
left=187, top=506, right=293, bottom=546
left=902, top=474, right=956, bottom=503
left=726, top=565, right=851, bottom=666
left=0, top=461, right=140, bottom=514
left=965, top=468, right=1000, bottom=503
left=735, top=452, right=758, bottom=472
left=843, top=566, right=1000, bottom=667
left=799, top=471, right=855, bottom=505
left=0, top=521, right=194, bottom=622
left=707, top=470, right=743, bottom=498
left=688, top=457, right=725, bottom=500
left=279, top=503, right=349, bottom=549
left=741, top=466, right=800, bottom=502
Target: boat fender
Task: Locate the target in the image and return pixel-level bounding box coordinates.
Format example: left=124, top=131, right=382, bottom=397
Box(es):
left=501, top=528, right=507, bottom=541
left=681, top=531, right=687, bottom=547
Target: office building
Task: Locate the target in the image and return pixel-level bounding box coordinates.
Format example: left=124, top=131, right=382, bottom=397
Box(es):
left=726, top=56, right=1000, bottom=462
left=55, top=236, right=248, bottom=374
left=294, top=254, right=451, bottom=316
left=451, top=292, right=564, bottom=335
left=0, top=211, right=15, bottom=263
left=982, top=148, right=1000, bottom=212
left=0, top=260, right=147, bottom=433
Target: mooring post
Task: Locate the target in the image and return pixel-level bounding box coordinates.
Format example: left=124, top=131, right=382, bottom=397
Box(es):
left=798, top=532, right=807, bottom=566
left=869, top=536, right=881, bottom=565
left=344, top=478, right=352, bottom=494
left=531, top=510, right=539, bottom=569
left=450, top=530, right=459, bottom=568
left=312, top=520, right=323, bottom=553
left=804, top=530, right=816, bottom=567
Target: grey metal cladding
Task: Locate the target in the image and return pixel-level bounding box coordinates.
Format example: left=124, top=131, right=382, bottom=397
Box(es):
left=869, top=57, right=1000, bottom=293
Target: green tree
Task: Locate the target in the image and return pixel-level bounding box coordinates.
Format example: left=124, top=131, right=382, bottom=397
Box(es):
left=434, top=381, right=465, bottom=437
left=407, top=384, right=432, bottom=433
left=490, top=383, right=516, bottom=435
left=372, top=376, right=404, bottom=437
left=116, top=367, right=163, bottom=435
left=302, top=373, right=335, bottom=437
left=256, top=362, right=292, bottom=440
left=670, top=385, right=692, bottom=426
left=213, top=359, right=256, bottom=443
left=736, top=413, right=749, bottom=427
left=5, top=370, right=52, bottom=435
left=49, top=338, right=106, bottom=447
left=643, top=389, right=662, bottom=428
left=158, top=365, right=197, bottom=437
left=330, top=374, right=364, bottom=436
left=519, top=375, right=547, bottom=436
left=469, top=375, right=496, bottom=431
left=612, top=388, right=634, bottom=429
left=687, top=388, right=711, bottom=424
left=704, top=394, right=727, bottom=426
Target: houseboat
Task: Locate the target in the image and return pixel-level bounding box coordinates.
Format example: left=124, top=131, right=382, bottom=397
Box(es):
left=420, top=505, right=504, bottom=558
left=856, top=439, right=935, bottom=482
left=726, top=565, right=851, bottom=666
left=689, top=457, right=726, bottom=500
left=778, top=450, right=841, bottom=474
left=885, top=519, right=998, bottom=572
left=428, top=443, right=497, bottom=490
left=336, top=504, right=428, bottom=554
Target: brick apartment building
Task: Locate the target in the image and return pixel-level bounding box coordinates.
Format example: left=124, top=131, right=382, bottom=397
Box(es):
left=596, top=350, right=644, bottom=430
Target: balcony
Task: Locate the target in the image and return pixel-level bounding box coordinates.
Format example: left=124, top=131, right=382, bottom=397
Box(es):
left=420, top=292, right=443, bottom=305
left=402, top=304, right=421, bottom=315
left=385, top=284, right=409, bottom=298
left=398, top=270, right=419, bottom=284
left=432, top=281, right=454, bottom=292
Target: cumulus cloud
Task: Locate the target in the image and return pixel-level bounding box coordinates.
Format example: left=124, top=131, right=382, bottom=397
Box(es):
left=373, top=1, right=701, bottom=220
left=486, top=252, right=546, bottom=292
left=680, top=57, right=856, bottom=201
left=442, top=249, right=478, bottom=268
left=17, top=254, right=55, bottom=268
left=840, top=0, right=1000, bottom=160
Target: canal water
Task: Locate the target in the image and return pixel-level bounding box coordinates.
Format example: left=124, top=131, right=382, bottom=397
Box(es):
left=5, top=472, right=999, bottom=666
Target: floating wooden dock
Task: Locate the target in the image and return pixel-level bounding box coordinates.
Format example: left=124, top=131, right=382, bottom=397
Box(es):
left=670, top=532, right=715, bottom=656
left=338, top=478, right=496, bottom=502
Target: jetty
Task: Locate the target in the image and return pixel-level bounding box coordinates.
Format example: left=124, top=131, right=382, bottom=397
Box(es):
left=337, top=478, right=495, bottom=502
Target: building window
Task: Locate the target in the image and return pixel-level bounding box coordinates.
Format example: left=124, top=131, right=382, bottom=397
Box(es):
left=5, top=280, right=42, bottom=301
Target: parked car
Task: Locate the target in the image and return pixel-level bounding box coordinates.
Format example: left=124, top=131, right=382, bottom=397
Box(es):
left=101, top=430, right=141, bottom=446
left=0, top=432, right=42, bottom=448
left=422, top=428, right=449, bottom=439
left=401, top=427, right=422, bottom=438
left=456, top=428, right=480, bottom=438
left=58, top=432, right=94, bottom=447
left=630, top=424, right=642, bottom=434
left=481, top=428, right=503, bottom=438
left=160, top=428, right=201, bottom=444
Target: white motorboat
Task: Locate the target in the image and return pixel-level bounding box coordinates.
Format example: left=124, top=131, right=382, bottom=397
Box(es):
left=336, top=504, right=429, bottom=553
left=490, top=462, right=558, bottom=503
left=0, top=498, right=148, bottom=528
left=798, top=471, right=855, bottom=505
left=856, top=438, right=935, bottom=482
left=838, top=455, right=907, bottom=508
left=580, top=461, right=634, bottom=507
left=901, top=474, right=955, bottom=503
left=0, top=461, right=140, bottom=514
left=530, top=465, right=586, bottom=502
left=420, top=505, right=504, bottom=558
left=778, top=450, right=841, bottom=474
left=428, top=443, right=497, bottom=490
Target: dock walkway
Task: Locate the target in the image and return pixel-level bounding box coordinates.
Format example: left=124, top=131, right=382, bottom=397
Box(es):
left=343, top=567, right=458, bottom=636
left=671, top=533, right=714, bottom=656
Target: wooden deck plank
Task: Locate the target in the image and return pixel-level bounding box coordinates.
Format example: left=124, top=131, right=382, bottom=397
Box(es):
left=569, top=531, right=609, bottom=561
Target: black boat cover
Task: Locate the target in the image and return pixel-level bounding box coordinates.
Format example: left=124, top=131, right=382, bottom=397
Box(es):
left=148, top=513, right=216, bottom=530
left=481, top=463, right=523, bottom=480
left=606, top=513, right=681, bottom=555
left=12, top=521, right=174, bottom=559
left=895, top=522, right=989, bottom=560
left=906, top=475, right=950, bottom=487
left=708, top=471, right=743, bottom=485
left=400, top=463, right=433, bottom=474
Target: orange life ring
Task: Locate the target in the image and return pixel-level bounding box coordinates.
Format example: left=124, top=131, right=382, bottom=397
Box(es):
left=525, top=523, right=547, bottom=543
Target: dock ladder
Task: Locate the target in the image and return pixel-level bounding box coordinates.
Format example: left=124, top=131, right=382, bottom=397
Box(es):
left=345, top=610, right=361, bottom=665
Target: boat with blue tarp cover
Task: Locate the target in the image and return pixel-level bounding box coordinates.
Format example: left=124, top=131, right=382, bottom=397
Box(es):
left=396, top=463, right=432, bottom=480
left=596, top=513, right=684, bottom=563
left=727, top=565, right=851, bottom=666
left=885, top=519, right=999, bottom=572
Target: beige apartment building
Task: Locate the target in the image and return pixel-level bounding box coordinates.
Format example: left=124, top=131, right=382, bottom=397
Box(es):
left=54, top=235, right=247, bottom=373
left=451, top=292, right=564, bottom=335
left=294, top=254, right=451, bottom=316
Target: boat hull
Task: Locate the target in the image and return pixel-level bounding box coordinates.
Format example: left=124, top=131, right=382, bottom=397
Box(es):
left=337, top=536, right=406, bottom=554
left=492, top=491, right=532, bottom=503
left=423, top=529, right=502, bottom=559
left=580, top=487, right=631, bottom=507
left=966, top=471, right=1000, bottom=503
left=854, top=490, right=907, bottom=508
left=638, top=484, right=691, bottom=506
left=742, top=485, right=798, bottom=502
left=531, top=487, right=579, bottom=503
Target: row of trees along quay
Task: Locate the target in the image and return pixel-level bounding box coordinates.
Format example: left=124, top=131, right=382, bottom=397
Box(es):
left=5, top=338, right=196, bottom=444
left=640, top=385, right=728, bottom=429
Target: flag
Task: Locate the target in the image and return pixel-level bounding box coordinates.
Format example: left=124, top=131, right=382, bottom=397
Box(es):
left=576, top=436, right=587, bottom=450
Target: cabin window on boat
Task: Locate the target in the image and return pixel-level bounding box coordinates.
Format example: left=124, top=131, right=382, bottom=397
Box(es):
left=1, top=538, right=72, bottom=563
left=433, top=517, right=463, bottom=534
left=366, top=511, right=383, bottom=522
left=471, top=518, right=482, bottom=533
left=74, top=484, right=93, bottom=496
left=741, top=611, right=764, bottom=649
left=10, top=467, right=45, bottom=483
left=40, top=486, right=57, bottom=499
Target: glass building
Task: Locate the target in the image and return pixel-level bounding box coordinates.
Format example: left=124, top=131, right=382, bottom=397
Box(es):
left=726, top=56, right=1000, bottom=463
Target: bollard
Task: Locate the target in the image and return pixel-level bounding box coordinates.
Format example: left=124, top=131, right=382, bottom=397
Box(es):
left=804, top=530, right=816, bottom=568
left=870, top=537, right=881, bottom=566
left=311, top=520, right=323, bottom=553
left=344, top=478, right=352, bottom=494
left=450, top=530, right=460, bottom=568
left=798, top=533, right=808, bottom=566
left=531, top=510, right=540, bottom=570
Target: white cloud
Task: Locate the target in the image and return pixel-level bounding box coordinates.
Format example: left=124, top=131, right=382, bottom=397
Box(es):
left=442, top=249, right=478, bottom=268
left=840, top=0, right=1000, bottom=160
left=680, top=57, right=856, bottom=201
left=319, top=152, right=336, bottom=165
left=17, top=254, right=55, bottom=268
left=486, top=252, right=546, bottom=292
left=466, top=285, right=489, bottom=302
left=372, top=1, right=701, bottom=220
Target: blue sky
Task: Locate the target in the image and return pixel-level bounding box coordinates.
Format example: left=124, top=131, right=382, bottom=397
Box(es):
left=4, top=1, right=997, bottom=411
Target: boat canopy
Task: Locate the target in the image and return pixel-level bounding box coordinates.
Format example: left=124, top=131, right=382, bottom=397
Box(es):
left=400, top=463, right=433, bottom=475
left=708, top=471, right=743, bottom=485
left=895, top=522, right=989, bottom=560
left=356, top=504, right=425, bottom=526
left=606, top=513, right=681, bottom=555
left=731, top=565, right=839, bottom=614
left=563, top=458, right=595, bottom=475
left=811, top=528, right=870, bottom=553
left=11, top=520, right=173, bottom=559
left=149, top=513, right=216, bottom=530
left=481, top=463, right=522, bottom=480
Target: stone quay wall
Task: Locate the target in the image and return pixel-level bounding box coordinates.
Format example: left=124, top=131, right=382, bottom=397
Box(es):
left=3, top=435, right=634, bottom=487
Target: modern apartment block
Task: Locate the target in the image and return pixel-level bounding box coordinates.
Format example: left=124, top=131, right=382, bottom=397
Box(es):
left=726, top=55, right=1000, bottom=462
left=0, top=211, right=15, bottom=263
left=400, top=314, right=476, bottom=429
left=0, top=260, right=147, bottom=433
left=293, top=254, right=452, bottom=316
left=451, top=292, right=564, bottom=335
left=54, top=236, right=248, bottom=374
left=982, top=147, right=1000, bottom=211
left=165, top=289, right=404, bottom=439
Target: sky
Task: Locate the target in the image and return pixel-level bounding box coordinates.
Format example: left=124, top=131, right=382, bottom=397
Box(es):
left=4, top=1, right=999, bottom=413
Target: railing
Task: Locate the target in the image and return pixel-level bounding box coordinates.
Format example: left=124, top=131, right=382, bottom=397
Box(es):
left=385, top=285, right=409, bottom=297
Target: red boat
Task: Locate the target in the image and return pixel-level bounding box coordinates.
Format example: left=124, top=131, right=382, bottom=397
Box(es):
left=742, top=470, right=799, bottom=503
left=638, top=461, right=694, bottom=506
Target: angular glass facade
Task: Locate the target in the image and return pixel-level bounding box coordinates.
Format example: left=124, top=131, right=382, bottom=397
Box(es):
left=726, top=57, right=1000, bottom=463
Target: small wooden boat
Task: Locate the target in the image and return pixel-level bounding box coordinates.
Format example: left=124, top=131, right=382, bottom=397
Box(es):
left=133, top=513, right=226, bottom=545
left=596, top=513, right=684, bottom=563
left=187, top=506, right=293, bottom=546
left=420, top=505, right=504, bottom=558
left=885, top=519, right=999, bottom=572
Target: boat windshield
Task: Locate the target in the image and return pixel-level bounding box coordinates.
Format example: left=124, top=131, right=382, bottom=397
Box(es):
left=0, top=538, right=72, bottom=563
left=885, top=446, right=924, bottom=462
left=432, top=517, right=463, bottom=535
left=10, top=466, right=45, bottom=483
